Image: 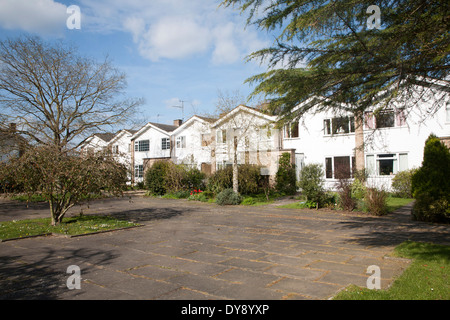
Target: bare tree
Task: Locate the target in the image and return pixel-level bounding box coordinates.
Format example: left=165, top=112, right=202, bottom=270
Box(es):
left=0, top=36, right=142, bottom=151
left=213, top=90, right=276, bottom=193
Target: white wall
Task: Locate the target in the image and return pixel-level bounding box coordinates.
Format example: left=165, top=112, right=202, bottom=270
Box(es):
left=283, top=99, right=450, bottom=191
left=172, top=118, right=213, bottom=169
left=133, top=125, right=171, bottom=182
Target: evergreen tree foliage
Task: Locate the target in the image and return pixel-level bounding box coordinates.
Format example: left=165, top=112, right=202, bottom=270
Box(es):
left=411, top=134, right=450, bottom=223
left=221, top=0, right=449, bottom=124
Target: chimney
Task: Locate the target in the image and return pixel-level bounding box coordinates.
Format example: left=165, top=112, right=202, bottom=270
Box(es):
left=173, top=119, right=183, bottom=127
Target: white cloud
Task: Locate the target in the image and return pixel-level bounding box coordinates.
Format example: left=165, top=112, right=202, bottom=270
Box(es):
left=0, top=0, right=67, bottom=35
left=138, top=16, right=211, bottom=61
left=76, top=0, right=268, bottom=64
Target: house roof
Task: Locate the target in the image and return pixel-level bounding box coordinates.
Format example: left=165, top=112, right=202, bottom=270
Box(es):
left=131, top=122, right=178, bottom=140
left=94, top=132, right=116, bottom=142
left=148, top=122, right=178, bottom=133
left=211, top=105, right=276, bottom=128
left=171, top=115, right=218, bottom=135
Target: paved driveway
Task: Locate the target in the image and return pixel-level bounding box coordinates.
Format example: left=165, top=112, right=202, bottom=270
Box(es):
left=0, top=195, right=449, bottom=300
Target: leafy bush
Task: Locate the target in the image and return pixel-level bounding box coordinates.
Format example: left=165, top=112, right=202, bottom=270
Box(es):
left=351, top=178, right=367, bottom=200
left=215, top=188, right=242, bottom=206
left=188, top=189, right=208, bottom=202
left=145, top=160, right=171, bottom=195
left=207, top=166, right=233, bottom=194
left=391, top=169, right=417, bottom=198
left=297, top=163, right=327, bottom=207
left=275, top=153, right=297, bottom=195
left=206, top=165, right=267, bottom=195
left=182, top=166, right=206, bottom=190
left=145, top=161, right=206, bottom=196
left=411, top=135, right=450, bottom=223
left=241, top=197, right=256, bottom=206
left=335, top=178, right=357, bottom=211
left=364, top=187, right=388, bottom=216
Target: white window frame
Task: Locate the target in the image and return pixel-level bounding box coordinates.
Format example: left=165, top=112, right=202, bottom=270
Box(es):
left=134, top=140, right=149, bottom=152
left=134, top=165, right=144, bottom=178
left=176, top=136, right=186, bottom=149
left=366, top=153, right=409, bottom=176
left=323, top=116, right=355, bottom=136
left=216, top=129, right=227, bottom=144
left=161, top=138, right=170, bottom=150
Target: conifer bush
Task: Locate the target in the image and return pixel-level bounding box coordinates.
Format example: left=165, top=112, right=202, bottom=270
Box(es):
left=411, top=135, right=450, bottom=223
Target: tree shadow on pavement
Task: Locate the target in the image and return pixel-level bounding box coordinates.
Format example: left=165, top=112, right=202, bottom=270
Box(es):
left=0, top=247, right=118, bottom=300
left=336, top=215, right=450, bottom=248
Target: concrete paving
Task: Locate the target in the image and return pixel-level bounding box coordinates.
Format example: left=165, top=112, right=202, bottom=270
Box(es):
left=0, top=195, right=449, bottom=300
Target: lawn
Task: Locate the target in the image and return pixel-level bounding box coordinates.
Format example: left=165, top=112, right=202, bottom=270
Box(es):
left=333, top=241, right=450, bottom=300
left=279, top=196, right=414, bottom=213
left=0, top=215, right=140, bottom=240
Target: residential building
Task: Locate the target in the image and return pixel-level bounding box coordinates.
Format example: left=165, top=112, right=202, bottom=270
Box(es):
left=171, top=115, right=217, bottom=174
left=108, top=129, right=137, bottom=169
left=282, top=94, right=450, bottom=191
left=130, top=121, right=179, bottom=183
left=210, top=105, right=292, bottom=179
left=80, top=132, right=115, bottom=153
left=78, top=93, right=449, bottom=191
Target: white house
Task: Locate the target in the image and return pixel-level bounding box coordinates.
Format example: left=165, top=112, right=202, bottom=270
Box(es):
left=210, top=105, right=290, bottom=178
left=282, top=93, right=450, bottom=191
left=171, top=115, right=217, bottom=174
left=80, top=132, right=115, bottom=153
left=131, top=121, right=179, bottom=183
left=108, top=129, right=137, bottom=165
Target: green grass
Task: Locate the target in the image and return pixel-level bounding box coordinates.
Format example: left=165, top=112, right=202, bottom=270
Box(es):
left=278, top=196, right=414, bottom=212
left=0, top=215, right=140, bottom=240
left=333, top=241, right=450, bottom=300
left=386, top=196, right=414, bottom=212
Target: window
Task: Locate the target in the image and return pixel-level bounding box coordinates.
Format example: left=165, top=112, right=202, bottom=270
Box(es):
left=201, top=134, right=211, bottom=147
left=284, top=122, right=299, bottom=138
left=324, top=117, right=355, bottom=135
left=176, top=136, right=186, bottom=149
left=325, top=156, right=355, bottom=179
left=217, top=129, right=227, bottom=144
left=376, top=111, right=395, bottom=128
left=134, top=140, right=149, bottom=152
left=366, top=153, right=408, bottom=176
left=112, top=145, right=119, bottom=154
left=447, top=105, right=450, bottom=122
left=134, top=165, right=144, bottom=178
left=259, top=128, right=271, bottom=140
left=365, top=109, right=404, bottom=129
left=161, top=138, right=170, bottom=150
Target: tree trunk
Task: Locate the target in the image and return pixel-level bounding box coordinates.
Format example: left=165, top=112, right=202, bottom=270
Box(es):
left=232, top=136, right=239, bottom=193
left=354, top=111, right=365, bottom=179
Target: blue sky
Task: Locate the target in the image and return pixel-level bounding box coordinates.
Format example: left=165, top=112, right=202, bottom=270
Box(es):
left=0, top=0, right=272, bottom=128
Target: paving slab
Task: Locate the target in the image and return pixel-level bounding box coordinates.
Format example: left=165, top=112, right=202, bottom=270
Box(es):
left=0, top=196, right=449, bottom=301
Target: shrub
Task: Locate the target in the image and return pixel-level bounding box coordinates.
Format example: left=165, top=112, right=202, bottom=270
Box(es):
left=206, top=165, right=267, bottom=195
left=391, top=169, right=417, bottom=198
left=364, top=187, right=388, bottom=216
left=144, top=160, right=171, bottom=195
left=335, top=178, right=357, bottom=211
left=297, top=163, right=326, bottom=207
left=275, top=153, right=297, bottom=195
left=182, top=166, right=206, bottom=190
left=241, top=196, right=256, bottom=206
left=411, top=135, right=450, bottom=223
left=351, top=178, right=367, bottom=200
left=215, top=188, right=242, bottom=206
left=207, top=166, right=233, bottom=194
